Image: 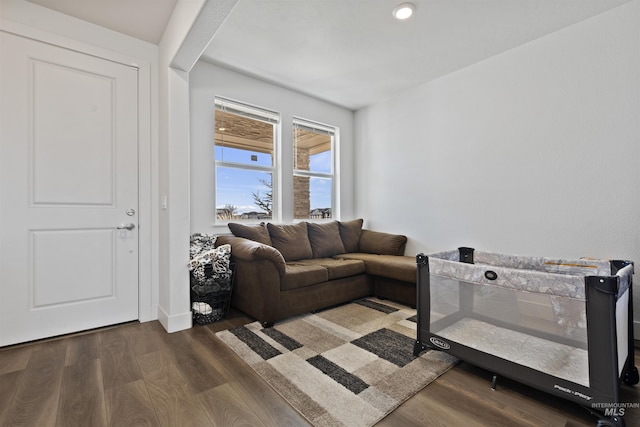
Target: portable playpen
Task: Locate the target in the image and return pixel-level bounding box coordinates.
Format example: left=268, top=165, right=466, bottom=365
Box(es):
left=414, top=247, right=637, bottom=427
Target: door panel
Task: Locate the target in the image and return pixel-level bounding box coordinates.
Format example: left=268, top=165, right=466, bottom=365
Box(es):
left=0, top=32, right=139, bottom=346
left=32, top=59, right=116, bottom=205
left=31, top=229, right=115, bottom=307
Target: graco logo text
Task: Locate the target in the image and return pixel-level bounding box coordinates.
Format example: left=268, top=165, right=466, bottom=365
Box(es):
left=429, top=337, right=451, bottom=350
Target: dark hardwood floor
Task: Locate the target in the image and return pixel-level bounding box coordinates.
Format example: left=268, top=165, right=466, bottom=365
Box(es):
left=0, top=310, right=638, bottom=426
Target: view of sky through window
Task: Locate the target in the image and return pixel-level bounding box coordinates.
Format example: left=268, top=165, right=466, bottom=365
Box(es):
left=215, top=147, right=331, bottom=214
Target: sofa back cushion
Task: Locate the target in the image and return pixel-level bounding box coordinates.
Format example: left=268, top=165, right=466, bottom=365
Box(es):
left=359, top=229, right=407, bottom=256
left=338, top=218, right=363, bottom=252
left=228, top=222, right=272, bottom=246
left=267, top=222, right=313, bottom=261
left=307, top=221, right=346, bottom=258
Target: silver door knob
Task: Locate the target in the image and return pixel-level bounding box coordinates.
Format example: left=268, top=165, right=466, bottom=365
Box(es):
left=116, top=223, right=136, bottom=230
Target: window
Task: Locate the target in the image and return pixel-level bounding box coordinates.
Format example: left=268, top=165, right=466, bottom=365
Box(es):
left=293, top=118, right=337, bottom=219
left=214, top=97, right=279, bottom=222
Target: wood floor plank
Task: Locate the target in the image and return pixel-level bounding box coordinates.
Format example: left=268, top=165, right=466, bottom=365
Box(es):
left=3, top=340, right=66, bottom=427
left=137, top=350, right=212, bottom=427
left=426, top=363, right=569, bottom=426
left=185, top=325, right=248, bottom=368
left=105, top=379, right=160, bottom=427
left=0, top=345, right=32, bottom=375
left=423, top=381, right=555, bottom=427
left=161, top=331, right=226, bottom=394
left=0, top=370, right=24, bottom=425
left=64, top=332, right=100, bottom=366
left=126, top=321, right=170, bottom=357
left=198, top=383, right=268, bottom=427
left=56, top=358, right=108, bottom=427
left=377, top=388, right=488, bottom=427
left=224, top=363, right=312, bottom=426
left=98, top=327, right=143, bottom=390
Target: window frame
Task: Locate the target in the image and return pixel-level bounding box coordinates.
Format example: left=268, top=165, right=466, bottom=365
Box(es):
left=213, top=96, right=281, bottom=224
left=292, top=117, right=339, bottom=220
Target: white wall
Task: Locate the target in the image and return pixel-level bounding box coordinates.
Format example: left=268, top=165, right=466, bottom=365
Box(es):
left=189, top=61, right=356, bottom=235
left=157, top=0, right=240, bottom=333
left=355, top=2, right=640, bottom=328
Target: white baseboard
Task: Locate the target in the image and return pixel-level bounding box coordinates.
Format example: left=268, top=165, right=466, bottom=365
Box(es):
left=157, top=305, right=192, bottom=333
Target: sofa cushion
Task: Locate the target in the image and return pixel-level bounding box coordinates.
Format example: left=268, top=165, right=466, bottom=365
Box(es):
left=281, top=263, right=329, bottom=290
left=335, top=254, right=416, bottom=283
left=295, top=258, right=365, bottom=280
left=228, top=222, right=272, bottom=246
left=338, top=218, right=363, bottom=253
left=267, top=222, right=313, bottom=261
left=358, top=230, right=407, bottom=256
left=307, top=221, right=346, bottom=258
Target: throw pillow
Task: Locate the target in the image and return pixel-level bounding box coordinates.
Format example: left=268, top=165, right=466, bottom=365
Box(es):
left=267, top=222, right=313, bottom=261
left=307, top=221, right=346, bottom=258
left=228, top=222, right=272, bottom=246
left=338, top=218, right=363, bottom=252
left=189, top=233, right=217, bottom=259
left=189, top=244, right=233, bottom=291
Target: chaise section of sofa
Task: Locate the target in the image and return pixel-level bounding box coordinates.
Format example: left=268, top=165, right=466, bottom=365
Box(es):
left=216, top=219, right=417, bottom=326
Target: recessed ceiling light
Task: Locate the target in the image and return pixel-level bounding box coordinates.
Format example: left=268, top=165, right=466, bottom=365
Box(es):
left=392, top=2, right=416, bottom=20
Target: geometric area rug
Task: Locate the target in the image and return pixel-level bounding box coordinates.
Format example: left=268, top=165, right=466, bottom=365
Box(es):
left=215, top=298, right=458, bottom=427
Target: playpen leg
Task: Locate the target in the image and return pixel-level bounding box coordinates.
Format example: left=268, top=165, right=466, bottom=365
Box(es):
left=413, top=340, right=427, bottom=356
left=491, top=374, right=498, bottom=390
left=581, top=405, right=626, bottom=427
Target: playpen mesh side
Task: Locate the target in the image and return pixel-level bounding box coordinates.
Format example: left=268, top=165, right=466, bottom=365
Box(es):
left=428, top=256, right=590, bottom=299
left=428, top=257, right=591, bottom=387
left=615, top=264, right=633, bottom=375
left=474, top=250, right=612, bottom=277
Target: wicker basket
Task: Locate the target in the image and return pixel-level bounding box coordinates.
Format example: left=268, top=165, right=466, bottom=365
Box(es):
left=190, top=262, right=235, bottom=324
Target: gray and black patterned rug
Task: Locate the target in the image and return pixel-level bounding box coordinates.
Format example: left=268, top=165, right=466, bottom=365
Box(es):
left=216, top=298, right=457, bottom=427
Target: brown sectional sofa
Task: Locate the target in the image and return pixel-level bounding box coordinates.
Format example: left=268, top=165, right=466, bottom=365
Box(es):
left=215, top=219, right=416, bottom=326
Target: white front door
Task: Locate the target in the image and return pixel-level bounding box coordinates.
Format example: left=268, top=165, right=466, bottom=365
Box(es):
left=0, top=32, right=139, bottom=346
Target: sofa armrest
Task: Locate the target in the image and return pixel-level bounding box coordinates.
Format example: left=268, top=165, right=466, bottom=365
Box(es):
left=359, top=229, right=407, bottom=256
left=216, top=235, right=286, bottom=276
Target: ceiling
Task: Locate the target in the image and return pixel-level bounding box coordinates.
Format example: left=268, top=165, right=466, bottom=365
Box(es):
left=25, top=0, right=177, bottom=44
left=26, top=0, right=632, bottom=110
